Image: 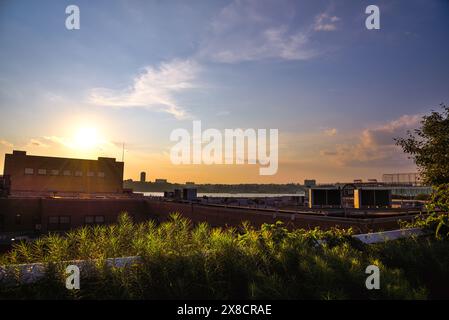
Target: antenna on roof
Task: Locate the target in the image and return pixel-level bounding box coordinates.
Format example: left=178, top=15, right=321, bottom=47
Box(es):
left=122, top=142, right=125, bottom=162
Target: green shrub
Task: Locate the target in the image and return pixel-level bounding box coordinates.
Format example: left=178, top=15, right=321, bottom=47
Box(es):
left=415, top=193, right=430, bottom=201
left=0, top=212, right=447, bottom=300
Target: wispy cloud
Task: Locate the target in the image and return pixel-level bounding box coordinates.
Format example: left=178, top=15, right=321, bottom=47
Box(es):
left=26, top=138, right=49, bottom=148
left=42, top=135, right=117, bottom=152
left=0, top=139, right=13, bottom=148
left=41, top=136, right=75, bottom=149
left=323, top=128, right=338, bottom=136
left=198, top=0, right=316, bottom=63
left=320, top=114, right=421, bottom=167
left=88, top=59, right=199, bottom=119
left=313, top=13, right=340, bottom=32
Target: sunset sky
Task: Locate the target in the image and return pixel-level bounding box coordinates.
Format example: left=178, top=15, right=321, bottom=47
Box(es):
left=1, top=0, right=449, bottom=183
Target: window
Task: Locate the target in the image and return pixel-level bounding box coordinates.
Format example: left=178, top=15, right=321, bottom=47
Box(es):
left=48, top=216, right=71, bottom=231
left=50, top=169, right=59, bottom=176
left=63, top=170, right=71, bottom=176
left=75, top=171, right=83, bottom=177
left=48, top=216, right=59, bottom=224
left=59, top=216, right=70, bottom=224
left=84, top=215, right=105, bottom=225
left=38, top=169, right=47, bottom=175
left=95, top=216, right=105, bottom=223
left=98, top=172, right=105, bottom=178
left=87, top=171, right=95, bottom=177
left=84, top=216, right=94, bottom=224
left=24, top=168, right=34, bottom=175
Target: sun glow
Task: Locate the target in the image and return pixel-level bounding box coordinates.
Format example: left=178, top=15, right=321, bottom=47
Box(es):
left=74, top=127, right=101, bottom=150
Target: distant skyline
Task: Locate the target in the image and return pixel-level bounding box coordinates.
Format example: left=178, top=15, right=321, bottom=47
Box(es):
left=1, top=0, right=449, bottom=183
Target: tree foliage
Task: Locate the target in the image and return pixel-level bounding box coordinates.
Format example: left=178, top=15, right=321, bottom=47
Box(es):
left=395, top=104, right=449, bottom=186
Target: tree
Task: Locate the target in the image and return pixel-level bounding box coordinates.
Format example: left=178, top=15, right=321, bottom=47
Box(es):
left=396, top=104, right=449, bottom=236
left=395, top=104, right=449, bottom=186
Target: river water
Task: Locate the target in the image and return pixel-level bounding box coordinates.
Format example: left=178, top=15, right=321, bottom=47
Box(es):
left=140, top=192, right=305, bottom=198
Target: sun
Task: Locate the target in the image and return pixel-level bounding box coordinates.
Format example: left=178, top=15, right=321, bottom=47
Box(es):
left=74, top=127, right=101, bottom=150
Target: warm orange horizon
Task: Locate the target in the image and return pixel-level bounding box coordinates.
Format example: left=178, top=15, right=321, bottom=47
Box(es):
left=2, top=1, right=446, bottom=185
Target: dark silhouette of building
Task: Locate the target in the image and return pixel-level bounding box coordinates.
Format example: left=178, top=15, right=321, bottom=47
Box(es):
left=140, top=171, right=146, bottom=183
left=3, top=151, right=124, bottom=195
left=0, top=175, right=10, bottom=197
left=304, top=179, right=316, bottom=187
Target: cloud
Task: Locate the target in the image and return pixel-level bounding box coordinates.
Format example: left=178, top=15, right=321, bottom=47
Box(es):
left=0, top=139, right=13, bottom=148
left=2, top=135, right=120, bottom=155
left=45, top=135, right=119, bottom=152
left=26, top=138, right=49, bottom=148
left=88, top=59, right=199, bottom=119
left=320, top=114, right=422, bottom=167
left=198, top=0, right=316, bottom=63
left=41, top=136, right=74, bottom=149
left=313, top=13, right=340, bottom=32
left=360, top=114, right=422, bottom=148
left=319, top=150, right=337, bottom=156
left=323, top=128, right=338, bottom=136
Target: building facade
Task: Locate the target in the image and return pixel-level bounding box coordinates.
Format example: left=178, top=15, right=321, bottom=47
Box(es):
left=382, top=173, right=422, bottom=185
left=3, top=151, right=124, bottom=195
left=304, top=179, right=316, bottom=187
left=0, top=175, right=10, bottom=197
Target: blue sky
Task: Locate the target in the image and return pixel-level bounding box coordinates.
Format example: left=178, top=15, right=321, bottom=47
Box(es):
left=1, top=0, right=449, bottom=183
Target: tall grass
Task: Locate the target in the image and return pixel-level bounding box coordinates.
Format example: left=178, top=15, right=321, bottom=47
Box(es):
left=0, top=212, right=447, bottom=299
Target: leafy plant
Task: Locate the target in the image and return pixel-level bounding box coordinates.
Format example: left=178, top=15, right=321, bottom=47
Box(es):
left=0, top=212, right=447, bottom=300
left=395, top=103, right=449, bottom=186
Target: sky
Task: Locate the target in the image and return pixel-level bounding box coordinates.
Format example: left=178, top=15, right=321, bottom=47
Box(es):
left=1, top=0, right=449, bottom=184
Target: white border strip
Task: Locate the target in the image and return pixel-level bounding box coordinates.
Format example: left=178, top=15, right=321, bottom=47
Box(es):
left=352, top=227, right=426, bottom=244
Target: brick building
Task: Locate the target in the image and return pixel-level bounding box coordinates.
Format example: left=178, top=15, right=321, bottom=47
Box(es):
left=3, top=151, right=124, bottom=195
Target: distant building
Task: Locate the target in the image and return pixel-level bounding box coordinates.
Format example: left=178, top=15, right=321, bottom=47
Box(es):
left=185, top=181, right=195, bottom=186
left=354, top=188, right=392, bottom=209
left=382, top=173, right=422, bottom=185
left=155, top=179, right=168, bottom=184
left=164, top=188, right=197, bottom=201
left=183, top=188, right=197, bottom=201
left=367, top=179, right=378, bottom=183
left=174, top=188, right=182, bottom=200
left=304, top=179, right=316, bottom=187
left=140, top=171, right=146, bottom=183
left=3, top=150, right=124, bottom=194
left=308, top=187, right=341, bottom=208
left=354, top=179, right=363, bottom=184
